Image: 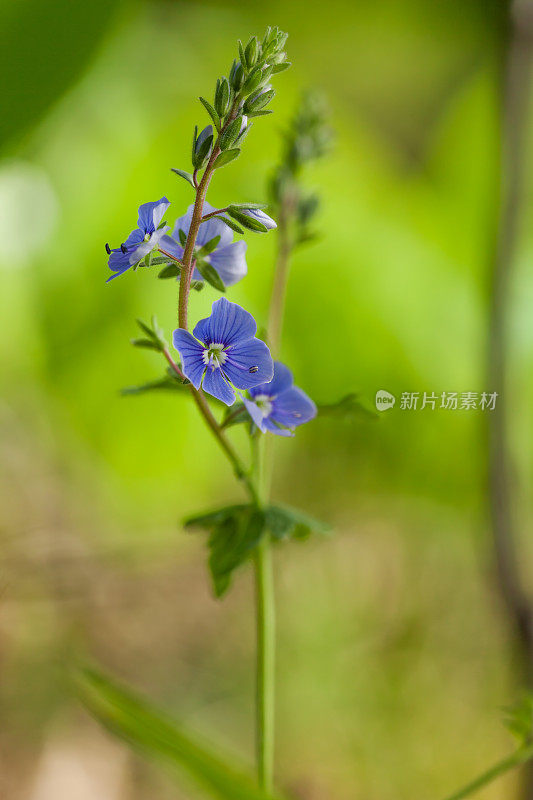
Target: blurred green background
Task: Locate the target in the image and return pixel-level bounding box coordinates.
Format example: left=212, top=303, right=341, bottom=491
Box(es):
left=1, top=0, right=532, bottom=798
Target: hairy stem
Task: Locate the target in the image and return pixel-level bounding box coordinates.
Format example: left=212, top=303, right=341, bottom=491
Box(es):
left=441, top=744, right=533, bottom=800
left=178, top=102, right=240, bottom=330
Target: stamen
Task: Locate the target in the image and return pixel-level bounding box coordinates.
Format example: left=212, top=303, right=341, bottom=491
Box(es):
left=105, top=243, right=111, bottom=255
left=249, top=366, right=259, bottom=373
left=120, top=243, right=128, bottom=254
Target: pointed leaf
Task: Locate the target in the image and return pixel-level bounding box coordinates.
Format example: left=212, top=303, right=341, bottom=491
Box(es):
left=171, top=168, right=196, bottom=188
left=76, top=668, right=284, bottom=800
left=199, top=96, right=221, bottom=131
left=213, top=148, right=241, bottom=169
left=195, top=259, right=225, bottom=292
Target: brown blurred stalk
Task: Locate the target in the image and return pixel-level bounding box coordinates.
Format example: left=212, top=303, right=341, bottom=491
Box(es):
left=488, top=0, right=533, bottom=796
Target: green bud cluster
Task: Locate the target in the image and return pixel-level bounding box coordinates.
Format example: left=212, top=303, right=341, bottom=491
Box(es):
left=185, top=27, right=290, bottom=177
left=269, top=91, right=333, bottom=247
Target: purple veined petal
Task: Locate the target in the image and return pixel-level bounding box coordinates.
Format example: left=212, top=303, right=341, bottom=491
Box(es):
left=263, top=417, right=294, bottom=437
left=172, top=329, right=206, bottom=390
left=138, top=197, right=171, bottom=233
left=172, top=203, right=233, bottom=249
left=249, top=360, right=293, bottom=399
left=223, top=338, right=273, bottom=390
left=129, top=226, right=169, bottom=264
left=203, top=366, right=235, bottom=406
left=193, top=298, right=257, bottom=347
left=159, top=234, right=184, bottom=261
left=242, top=396, right=267, bottom=432
left=208, top=241, right=247, bottom=287
left=242, top=208, right=277, bottom=230
left=270, top=386, right=317, bottom=429
left=106, top=228, right=145, bottom=281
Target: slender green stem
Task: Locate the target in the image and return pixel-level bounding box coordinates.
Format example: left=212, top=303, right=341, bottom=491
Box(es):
left=251, top=435, right=275, bottom=793
left=254, top=539, right=275, bottom=794
left=441, top=744, right=533, bottom=800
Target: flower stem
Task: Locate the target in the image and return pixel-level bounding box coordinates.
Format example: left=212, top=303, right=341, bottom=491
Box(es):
left=441, top=744, right=533, bottom=800
left=252, top=435, right=275, bottom=793
left=254, top=537, right=275, bottom=793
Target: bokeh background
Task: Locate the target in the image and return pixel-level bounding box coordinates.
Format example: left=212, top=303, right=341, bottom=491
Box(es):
left=2, top=0, right=532, bottom=798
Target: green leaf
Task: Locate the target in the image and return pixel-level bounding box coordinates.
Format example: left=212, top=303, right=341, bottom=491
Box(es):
left=229, top=202, right=267, bottom=211
left=318, top=393, right=378, bottom=421
left=246, top=110, right=274, bottom=118
left=171, top=168, right=196, bottom=188
left=193, top=132, right=214, bottom=169
left=214, top=77, right=230, bottom=118
left=195, top=259, right=225, bottom=293
left=265, top=504, right=329, bottom=541
left=121, top=375, right=189, bottom=396
left=191, top=280, right=205, bottom=292
left=196, top=235, right=221, bottom=257
left=76, top=668, right=284, bottom=800
left=219, top=116, right=243, bottom=151
left=185, top=505, right=249, bottom=530
left=227, top=208, right=268, bottom=233
left=149, top=255, right=177, bottom=267
left=271, top=61, right=291, bottom=74
left=199, top=96, right=221, bottom=131
left=185, top=505, right=267, bottom=597
left=505, top=695, right=533, bottom=744
left=178, top=228, right=187, bottom=247
left=133, top=317, right=167, bottom=351
left=213, top=148, right=241, bottom=169
left=130, top=338, right=162, bottom=351
left=220, top=402, right=249, bottom=429
left=208, top=507, right=266, bottom=596
left=158, top=263, right=181, bottom=279
left=214, top=215, right=244, bottom=234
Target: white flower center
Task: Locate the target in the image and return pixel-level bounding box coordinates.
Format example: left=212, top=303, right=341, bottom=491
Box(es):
left=203, top=342, right=227, bottom=367
left=254, top=393, right=273, bottom=418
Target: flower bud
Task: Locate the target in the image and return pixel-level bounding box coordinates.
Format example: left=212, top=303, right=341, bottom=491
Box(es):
left=214, top=76, right=230, bottom=117
left=192, top=125, right=213, bottom=169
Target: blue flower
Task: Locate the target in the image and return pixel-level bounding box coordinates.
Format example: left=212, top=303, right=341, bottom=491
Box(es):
left=106, top=197, right=170, bottom=282
left=243, top=361, right=316, bottom=436
left=160, top=202, right=247, bottom=287
left=173, top=298, right=273, bottom=405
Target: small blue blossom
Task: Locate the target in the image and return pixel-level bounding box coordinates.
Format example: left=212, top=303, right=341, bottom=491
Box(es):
left=160, top=202, right=247, bottom=287
left=241, top=208, right=277, bottom=230
left=106, top=197, right=170, bottom=282
left=173, top=298, right=273, bottom=405
left=243, top=361, right=316, bottom=436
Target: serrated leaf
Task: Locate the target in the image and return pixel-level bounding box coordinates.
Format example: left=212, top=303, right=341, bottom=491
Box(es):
left=265, top=504, right=329, bottom=541
left=171, top=168, right=196, bottom=188
left=76, top=668, right=283, bottom=800
left=318, top=393, right=378, bottom=420
left=213, top=148, right=241, bottom=169
left=195, top=259, right=225, bottom=293
left=208, top=508, right=266, bottom=597
left=214, top=215, right=244, bottom=234
left=199, top=96, right=221, bottom=131
left=158, top=263, right=181, bottom=279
